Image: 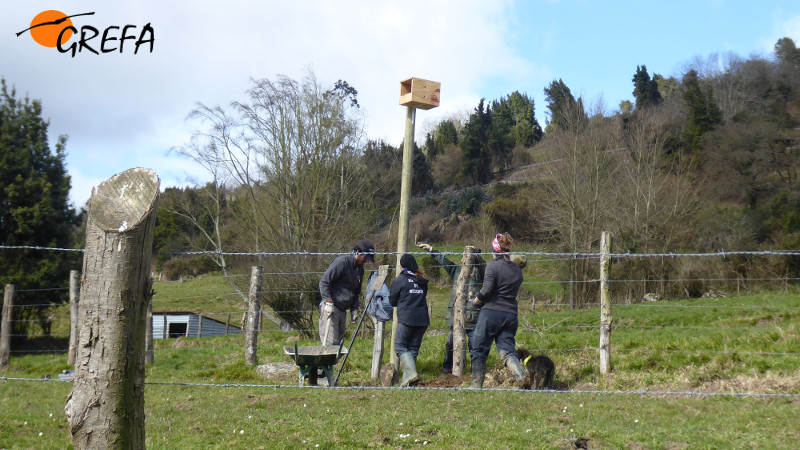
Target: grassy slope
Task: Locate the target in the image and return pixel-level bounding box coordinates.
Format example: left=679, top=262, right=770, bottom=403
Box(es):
left=2, top=273, right=799, bottom=448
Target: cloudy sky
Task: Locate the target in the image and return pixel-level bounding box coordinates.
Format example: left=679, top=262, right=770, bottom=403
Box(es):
left=2, top=1, right=799, bottom=208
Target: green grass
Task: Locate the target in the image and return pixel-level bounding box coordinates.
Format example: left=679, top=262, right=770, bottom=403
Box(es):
left=2, top=275, right=800, bottom=448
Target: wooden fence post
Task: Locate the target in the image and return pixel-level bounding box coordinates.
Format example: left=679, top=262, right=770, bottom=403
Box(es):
left=162, top=315, right=167, bottom=339
left=369, top=265, right=389, bottom=381
left=245, top=266, right=263, bottom=365
left=599, top=231, right=613, bottom=375
left=453, top=246, right=477, bottom=377
left=65, top=168, right=159, bottom=450
left=226, top=313, right=231, bottom=335
left=197, top=314, right=203, bottom=338
left=68, top=270, right=80, bottom=366
left=1, top=284, right=14, bottom=368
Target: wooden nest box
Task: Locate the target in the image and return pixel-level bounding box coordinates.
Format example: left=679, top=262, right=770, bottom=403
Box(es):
left=399, top=77, right=440, bottom=110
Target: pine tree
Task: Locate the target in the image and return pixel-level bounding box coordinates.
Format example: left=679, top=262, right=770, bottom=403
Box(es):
left=0, top=78, right=78, bottom=336
left=632, top=65, right=662, bottom=110
left=682, top=70, right=722, bottom=152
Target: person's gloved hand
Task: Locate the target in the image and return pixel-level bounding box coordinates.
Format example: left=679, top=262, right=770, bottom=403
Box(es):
left=350, top=309, right=359, bottom=324
left=323, top=300, right=334, bottom=318
left=469, top=297, right=483, bottom=310
left=416, top=243, right=433, bottom=252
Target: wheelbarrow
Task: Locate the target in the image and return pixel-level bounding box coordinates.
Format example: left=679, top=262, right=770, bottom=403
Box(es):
left=284, top=342, right=349, bottom=386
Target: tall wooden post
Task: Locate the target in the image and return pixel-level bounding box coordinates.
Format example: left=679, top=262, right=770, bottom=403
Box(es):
left=65, top=168, right=159, bottom=450
left=453, top=246, right=477, bottom=376
left=598, top=231, right=613, bottom=375
left=68, top=270, right=80, bottom=366
left=391, top=78, right=440, bottom=383
left=245, top=266, right=263, bottom=365
left=0, top=284, right=14, bottom=368
left=391, top=105, right=416, bottom=378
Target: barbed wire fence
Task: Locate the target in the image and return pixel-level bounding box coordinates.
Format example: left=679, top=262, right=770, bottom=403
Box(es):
left=2, top=244, right=800, bottom=397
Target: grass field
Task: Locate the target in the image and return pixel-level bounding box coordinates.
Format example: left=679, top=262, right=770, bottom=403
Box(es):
left=1, top=273, right=799, bottom=448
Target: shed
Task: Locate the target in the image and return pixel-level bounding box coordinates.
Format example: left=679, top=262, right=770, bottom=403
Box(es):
left=152, top=312, right=241, bottom=339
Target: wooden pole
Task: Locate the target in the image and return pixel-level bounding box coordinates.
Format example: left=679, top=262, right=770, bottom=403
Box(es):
left=197, top=314, right=203, bottom=338
left=68, top=270, right=80, bottom=366
left=245, top=266, right=263, bottom=365
left=598, top=231, right=613, bottom=375
left=162, top=315, right=167, bottom=340
left=368, top=265, right=389, bottom=381
left=0, top=284, right=14, bottom=368
left=65, top=168, right=159, bottom=449
left=226, top=313, right=231, bottom=335
left=452, top=246, right=477, bottom=376
left=390, top=105, right=416, bottom=382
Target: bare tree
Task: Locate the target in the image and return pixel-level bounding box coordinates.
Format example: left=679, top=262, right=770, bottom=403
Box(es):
left=538, top=99, right=622, bottom=307
left=177, top=69, right=379, bottom=331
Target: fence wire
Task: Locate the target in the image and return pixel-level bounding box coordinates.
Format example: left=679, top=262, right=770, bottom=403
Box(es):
left=1, top=376, right=797, bottom=399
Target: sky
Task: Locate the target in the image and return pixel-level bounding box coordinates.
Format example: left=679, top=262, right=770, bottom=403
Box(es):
left=2, top=1, right=799, bottom=208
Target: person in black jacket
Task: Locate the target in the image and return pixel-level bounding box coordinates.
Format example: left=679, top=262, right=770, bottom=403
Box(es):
left=389, top=253, right=430, bottom=386
left=469, top=233, right=529, bottom=389
left=318, top=239, right=374, bottom=346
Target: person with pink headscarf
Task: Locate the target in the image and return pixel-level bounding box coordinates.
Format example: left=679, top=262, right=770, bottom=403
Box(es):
left=468, top=233, right=529, bottom=389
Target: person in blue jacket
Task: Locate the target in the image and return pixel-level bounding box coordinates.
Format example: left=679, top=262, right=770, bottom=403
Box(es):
left=389, top=253, right=430, bottom=386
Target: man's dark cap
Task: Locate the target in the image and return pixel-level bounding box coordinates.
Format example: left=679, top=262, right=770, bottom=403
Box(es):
left=355, top=239, right=375, bottom=262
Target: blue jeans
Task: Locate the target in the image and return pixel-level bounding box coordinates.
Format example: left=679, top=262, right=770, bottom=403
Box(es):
left=471, top=309, right=518, bottom=365
left=442, top=327, right=475, bottom=373
left=394, top=323, right=428, bottom=358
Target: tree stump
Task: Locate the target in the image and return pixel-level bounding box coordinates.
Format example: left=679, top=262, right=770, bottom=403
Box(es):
left=65, top=168, right=159, bottom=449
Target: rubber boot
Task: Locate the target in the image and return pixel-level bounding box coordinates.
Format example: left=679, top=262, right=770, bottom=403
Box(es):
left=504, top=353, right=531, bottom=389
left=399, top=353, right=420, bottom=387
left=470, top=360, right=486, bottom=389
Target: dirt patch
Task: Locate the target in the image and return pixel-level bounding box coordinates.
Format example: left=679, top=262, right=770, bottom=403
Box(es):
left=421, top=373, right=470, bottom=388
left=256, top=361, right=297, bottom=384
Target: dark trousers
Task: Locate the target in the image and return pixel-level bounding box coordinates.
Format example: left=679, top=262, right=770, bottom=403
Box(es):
left=442, top=327, right=475, bottom=373
left=471, top=309, right=518, bottom=365
left=394, top=323, right=428, bottom=358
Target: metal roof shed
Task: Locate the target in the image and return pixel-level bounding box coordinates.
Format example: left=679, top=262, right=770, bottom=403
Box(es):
left=152, top=312, right=241, bottom=339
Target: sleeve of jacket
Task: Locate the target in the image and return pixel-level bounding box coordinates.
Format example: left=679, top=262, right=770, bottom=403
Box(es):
left=433, top=250, right=458, bottom=281
left=476, top=263, right=497, bottom=302
left=388, top=275, right=403, bottom=307
left=351, top=266, right=364, bottom=312
left=319, top=258, right=343, bottom=301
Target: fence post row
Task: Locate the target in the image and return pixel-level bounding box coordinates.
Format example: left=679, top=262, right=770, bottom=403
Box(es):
left=598, top=231, right=613, bottom=375
left=245, top=265, right=263, bottom=366
left=65, top=168, right=159, bottom=450
left=452, top=246, right=477, bottom=377
left=0, top=284, right=14, bottom=368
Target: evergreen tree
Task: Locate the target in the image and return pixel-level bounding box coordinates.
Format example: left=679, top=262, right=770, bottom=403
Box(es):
left=0, top=78, right=78, bottom=336
left=774, top=37, right=800, bottom=68
left=682, top=69, right=722, bottom=152
left=491, top=91, right=543, bottom=147
left=632, top=65, right=662, bottom=110
left=544, top=79, right=586, bottom=132
left=456, top=99, right=493, bottom=185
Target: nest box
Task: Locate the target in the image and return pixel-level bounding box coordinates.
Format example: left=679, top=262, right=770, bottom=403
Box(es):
left=399, top=77, right=440, bottom=110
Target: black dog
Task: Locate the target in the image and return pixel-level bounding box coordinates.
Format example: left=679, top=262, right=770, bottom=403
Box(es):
left=515, top=348, right=555, bottom=390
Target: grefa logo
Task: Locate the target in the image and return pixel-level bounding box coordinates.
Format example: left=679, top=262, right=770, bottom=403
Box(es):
left=16, top=10, right=154, bottom=57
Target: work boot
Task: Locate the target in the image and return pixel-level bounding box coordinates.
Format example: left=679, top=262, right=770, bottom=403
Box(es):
left=470, top=360, right=486, bottom=389
left=399, top=353, right=420, bottom=387
left=504, top=353, right=531, bottom=389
